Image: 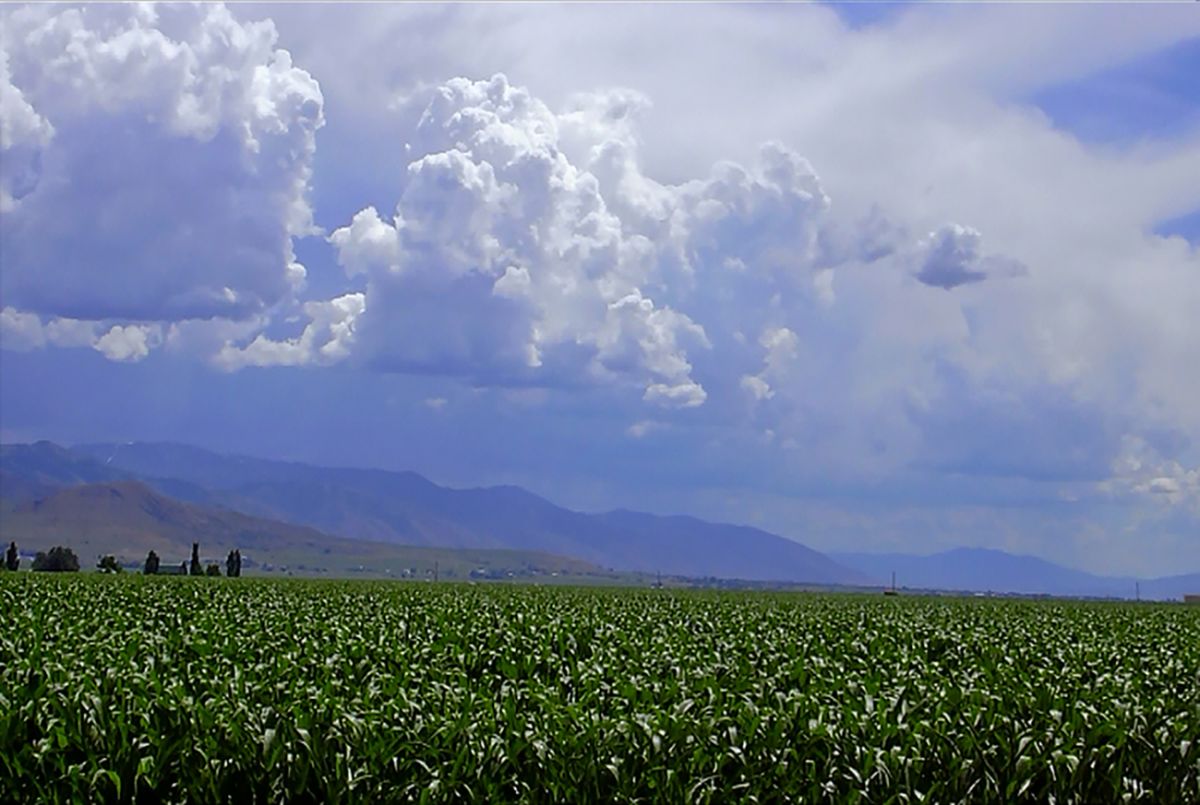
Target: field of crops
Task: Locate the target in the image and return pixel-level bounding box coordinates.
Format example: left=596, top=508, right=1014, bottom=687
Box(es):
left=2, top=575, right=1197, bottom=803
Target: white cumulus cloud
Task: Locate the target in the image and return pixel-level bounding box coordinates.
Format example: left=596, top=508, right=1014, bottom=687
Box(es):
left=214, top=293, right=366, bottom=370
left=0, top=49, right=53, bottom=212
left=94, top=324, right=160, bottom=363
left=327, top=74, right=895, bottom=408
left=1104, top=436, right=1200, bottom=511
left=0, top=3, right=323, bottom=323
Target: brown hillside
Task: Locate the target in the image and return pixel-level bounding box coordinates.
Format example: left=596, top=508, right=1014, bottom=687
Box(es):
left=0, top=481, right=605, bottom=578
left=2, top=481, right=336, bottom=562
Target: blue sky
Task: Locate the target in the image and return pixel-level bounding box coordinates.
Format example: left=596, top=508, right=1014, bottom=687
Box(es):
left=1, top=3, right=1198, bottom=576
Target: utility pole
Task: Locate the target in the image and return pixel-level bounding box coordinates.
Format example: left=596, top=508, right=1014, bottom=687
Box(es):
left=1135, top=581, right=1140, bottom=602
left=891, top=571, right=896, bottom=593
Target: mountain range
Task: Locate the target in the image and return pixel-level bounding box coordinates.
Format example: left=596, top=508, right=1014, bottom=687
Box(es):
left=2, top=441, right=1195, bottom=598
left=0, top=477, right=607, bottom=581
left=0, top=441, right=864, bottom=586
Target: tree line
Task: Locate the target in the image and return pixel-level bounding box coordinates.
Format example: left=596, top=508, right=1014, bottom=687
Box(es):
left=2, top=541, right=243, bottom=577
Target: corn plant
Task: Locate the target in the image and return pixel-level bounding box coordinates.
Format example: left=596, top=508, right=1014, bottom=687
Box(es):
left=1, top=575, right=1197, bottom=803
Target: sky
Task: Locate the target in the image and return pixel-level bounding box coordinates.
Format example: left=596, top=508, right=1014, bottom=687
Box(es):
left=1, top=2, right=1198, bottom=577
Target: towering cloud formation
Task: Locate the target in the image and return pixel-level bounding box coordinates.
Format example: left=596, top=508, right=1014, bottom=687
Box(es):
left=322, top=74, right=862, bottom=406
left=0, top=4, right=322, bottom=333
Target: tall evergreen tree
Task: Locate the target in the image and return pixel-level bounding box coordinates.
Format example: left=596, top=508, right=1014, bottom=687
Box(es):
left=189, top=543, right=202, bottom=576
left=4, top=541, right=17, bottom=571
left=32, top=546, right=79, bottom=572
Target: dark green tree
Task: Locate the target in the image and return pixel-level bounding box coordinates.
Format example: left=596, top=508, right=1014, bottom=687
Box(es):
left=97, top=555, right=123, bottom=573
left=4, top=541, right=17, bottom=571
left=189, top=542, right=202, bottom=576
left=144, top=550, right=160, bottom=575
left=205, top=563, right=221, bottom=577
left=32, top=546, right=80, bottom=572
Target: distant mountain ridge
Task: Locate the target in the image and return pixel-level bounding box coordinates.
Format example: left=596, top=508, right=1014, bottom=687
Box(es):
left=1, top=441, right=866, bottom=586
left=5, top=478, right=347, bottom=558
left=832, top=547, right=1199, bottom=601
left=0, top=478, right=610, bottom=580
left=5, top=441, right=1193, bottom=596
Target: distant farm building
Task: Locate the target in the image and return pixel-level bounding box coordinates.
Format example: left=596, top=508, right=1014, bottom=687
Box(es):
left=1185, top=595, right=1200, bottom=605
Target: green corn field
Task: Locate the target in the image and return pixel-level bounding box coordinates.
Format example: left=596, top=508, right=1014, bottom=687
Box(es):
left=1, top=574, right=1197, bottom=803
